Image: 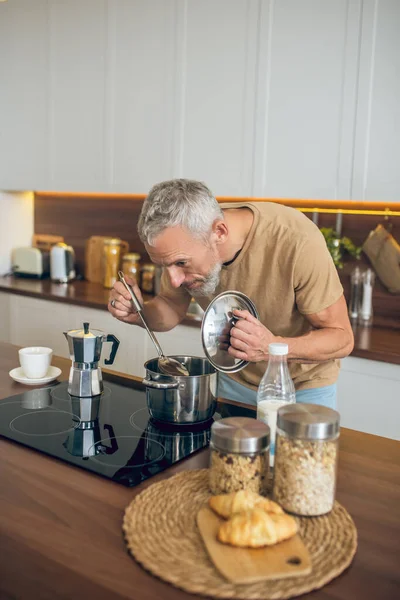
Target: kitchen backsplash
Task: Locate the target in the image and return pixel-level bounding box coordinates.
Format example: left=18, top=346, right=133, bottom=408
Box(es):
left=34, top=192, right=399, bottom=276
left=34, top=193, right=147, bottom=276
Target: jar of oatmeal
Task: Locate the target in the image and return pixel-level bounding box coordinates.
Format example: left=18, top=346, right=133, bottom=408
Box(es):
left=209, top=417, right=270, bottom=495
left=273, top=403, right=340, bottom=516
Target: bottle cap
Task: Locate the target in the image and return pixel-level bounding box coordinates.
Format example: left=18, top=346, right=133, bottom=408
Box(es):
left=268, top=343, right=289, bottom=356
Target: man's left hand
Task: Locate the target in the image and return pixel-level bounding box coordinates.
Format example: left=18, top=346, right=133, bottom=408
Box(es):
left=228, top=309, right=276, bottom=362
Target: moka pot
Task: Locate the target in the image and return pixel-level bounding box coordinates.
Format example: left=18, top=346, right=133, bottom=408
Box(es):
left=63, top=322, right=120, bottom=397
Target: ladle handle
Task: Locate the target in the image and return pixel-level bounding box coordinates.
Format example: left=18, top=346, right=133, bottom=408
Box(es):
left=118, top=271, right=142, bottom=313
left=118, top=271, right=164, bottom=359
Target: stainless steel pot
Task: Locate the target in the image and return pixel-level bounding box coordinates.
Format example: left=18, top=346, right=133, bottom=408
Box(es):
left=143, top=356, right=217, bottom=424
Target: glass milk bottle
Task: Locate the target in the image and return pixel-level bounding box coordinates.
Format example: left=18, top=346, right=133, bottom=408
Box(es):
left=256, top=343, right=295, bottom=467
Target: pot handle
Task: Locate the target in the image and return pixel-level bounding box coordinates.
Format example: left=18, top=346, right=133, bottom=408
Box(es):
left=142, top=378, right=179, bottom=390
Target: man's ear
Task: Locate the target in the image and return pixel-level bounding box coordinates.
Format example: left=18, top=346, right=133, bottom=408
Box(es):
left=212, top=219, right=228, bottom=245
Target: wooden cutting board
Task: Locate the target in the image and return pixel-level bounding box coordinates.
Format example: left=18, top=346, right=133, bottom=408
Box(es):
left=33, top=233, right=64, bottom=251
left=197, top=506, right=312, bottom=584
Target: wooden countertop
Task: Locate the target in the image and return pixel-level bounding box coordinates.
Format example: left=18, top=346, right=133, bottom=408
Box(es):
left=1, top=276, right=399, bottom=364
left=0, top=342, right=399, bottom=600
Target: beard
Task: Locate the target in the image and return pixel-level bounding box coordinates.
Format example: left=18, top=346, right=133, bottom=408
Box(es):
left=183, top=262, right=222, bottom=298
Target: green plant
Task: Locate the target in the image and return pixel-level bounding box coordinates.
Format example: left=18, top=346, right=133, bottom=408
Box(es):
left=320, top=228, right=362, bottom=269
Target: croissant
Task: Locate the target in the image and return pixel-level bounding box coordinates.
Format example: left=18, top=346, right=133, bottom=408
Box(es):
left=209, top=490, right=283, bottom=519
left=217, top=508, right=298, bottom=548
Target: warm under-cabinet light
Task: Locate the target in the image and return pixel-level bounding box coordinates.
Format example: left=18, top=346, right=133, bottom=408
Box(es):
left=34, top=191, right=400, bottom=218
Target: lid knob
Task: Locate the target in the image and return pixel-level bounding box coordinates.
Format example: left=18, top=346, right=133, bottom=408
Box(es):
left=83, top=322, right=90, bottom=335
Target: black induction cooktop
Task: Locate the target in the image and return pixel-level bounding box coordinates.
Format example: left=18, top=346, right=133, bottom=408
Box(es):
left=0, top=381, right=214, bottom=487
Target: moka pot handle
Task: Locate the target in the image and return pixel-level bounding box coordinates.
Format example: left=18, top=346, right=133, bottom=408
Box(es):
left=104, top=334, right=120, bottom=365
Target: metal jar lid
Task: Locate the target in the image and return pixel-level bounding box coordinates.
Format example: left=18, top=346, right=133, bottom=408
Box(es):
left=210, top=417, right=270, bottom=454
left=103, top=237, right=122, bottom=246
left=201, top=290, right=259, bottom=373
left=123, top=253, right=141, bottom=261
left=277, top=403, right=340, bottom=441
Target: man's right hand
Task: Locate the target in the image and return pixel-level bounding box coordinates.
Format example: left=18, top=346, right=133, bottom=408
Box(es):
left=108, top=275, right=143, bottom=325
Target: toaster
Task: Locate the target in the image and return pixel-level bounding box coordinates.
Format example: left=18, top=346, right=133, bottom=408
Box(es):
left=12, top=247, right=50, bottom=278
left=50, top=243, right=76, bottom=283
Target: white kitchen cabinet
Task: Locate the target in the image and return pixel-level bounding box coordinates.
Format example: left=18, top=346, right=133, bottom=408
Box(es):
left=1, top=0, right=399, bottom=199
left=110, top=0, right=176, bottom=193
left=254, top=0, right=362, bottom=199
left=337, top=356, right=400, bottom=441
left=352, top=0, right=400, bottom=201
left=9, top=295, right=72, bottom=358
left=46, top=0, right=109, bottom=191
left=175, top=0, right=259, bottom=196
left=0, top=0, right=49, bottom=190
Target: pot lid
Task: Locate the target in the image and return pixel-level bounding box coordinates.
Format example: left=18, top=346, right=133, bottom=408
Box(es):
left=201, top=291, right=259, bottom=373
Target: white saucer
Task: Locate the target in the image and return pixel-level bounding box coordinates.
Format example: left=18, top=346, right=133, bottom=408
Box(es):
left=9, top=366, right=62, bottom=386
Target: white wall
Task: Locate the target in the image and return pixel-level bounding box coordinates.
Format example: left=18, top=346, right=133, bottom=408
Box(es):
left=0, top=0, right=399, bottom=200
left=0, top=192, right=34, bottom=275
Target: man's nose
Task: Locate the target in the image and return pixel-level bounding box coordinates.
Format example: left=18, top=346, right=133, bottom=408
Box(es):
left=168, top=267, right=185, bottom=288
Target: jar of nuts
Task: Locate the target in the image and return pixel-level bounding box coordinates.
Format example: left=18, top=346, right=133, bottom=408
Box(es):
left=209, top=417, right=270, bottom=496
left=273, top=403, right=340, bottom=516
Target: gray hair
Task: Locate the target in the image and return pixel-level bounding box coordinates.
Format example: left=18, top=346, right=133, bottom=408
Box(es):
left=138, top=179, right=224, bottom=246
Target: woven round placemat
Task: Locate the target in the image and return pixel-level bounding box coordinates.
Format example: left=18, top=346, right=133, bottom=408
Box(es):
left=123, top=469, right=357, bottom=600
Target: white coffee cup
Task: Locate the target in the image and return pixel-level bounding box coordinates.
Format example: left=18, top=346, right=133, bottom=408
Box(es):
left=18, top=347, right=53, bottom=379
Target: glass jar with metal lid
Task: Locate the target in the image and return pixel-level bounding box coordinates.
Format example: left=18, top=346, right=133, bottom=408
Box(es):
left=209, top=417, right=270, bottom=495
left=141, top=263, right=156, bottom=294
left=273, top=403, right=340, bottom=516
left=122, top=253, right=141, bottom=282
left=103, top=238, right=124, bottom=289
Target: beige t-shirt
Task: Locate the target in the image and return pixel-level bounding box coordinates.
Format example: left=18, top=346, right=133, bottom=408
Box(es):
left=160, top=202, right=344, bottom=392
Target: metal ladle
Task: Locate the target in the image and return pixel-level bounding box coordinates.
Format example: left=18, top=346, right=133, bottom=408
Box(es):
left=117, top=271, right=190, bottom=377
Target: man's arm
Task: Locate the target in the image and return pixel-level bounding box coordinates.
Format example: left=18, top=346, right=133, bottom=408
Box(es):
left=279, top=295, right=354, bottom=362
left=108, top=277, right=191, bottom=332
left=229, top=295, right=354, bottom=363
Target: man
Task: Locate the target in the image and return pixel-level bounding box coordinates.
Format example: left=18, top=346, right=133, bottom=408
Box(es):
left=108, top=179, right=354, bottom=408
